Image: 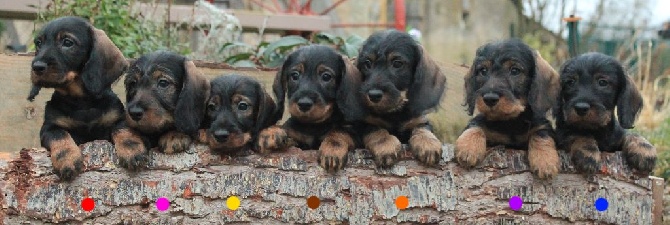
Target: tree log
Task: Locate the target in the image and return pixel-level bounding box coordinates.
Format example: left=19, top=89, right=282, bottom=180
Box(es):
left=0, top=141, right=663, bottom=224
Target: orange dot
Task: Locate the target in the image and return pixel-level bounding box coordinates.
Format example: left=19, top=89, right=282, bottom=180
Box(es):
left=307, top=196, right=320, bottom=209
left=395, top=195, right=409, bottom=210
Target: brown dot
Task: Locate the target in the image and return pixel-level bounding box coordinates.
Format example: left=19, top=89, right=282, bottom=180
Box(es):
left=306, top=196, right=320, bottom=209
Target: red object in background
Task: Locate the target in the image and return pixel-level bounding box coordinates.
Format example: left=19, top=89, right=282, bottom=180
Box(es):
left=81, top=198, right=95, bottom=212
left=394, top=0, right=406, bottom=31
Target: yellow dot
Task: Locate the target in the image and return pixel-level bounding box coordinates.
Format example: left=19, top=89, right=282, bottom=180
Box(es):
left=226, top=196, right=240, bottom=210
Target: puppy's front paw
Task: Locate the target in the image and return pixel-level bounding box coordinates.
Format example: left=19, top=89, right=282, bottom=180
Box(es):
left=569, top=137, right=601, bottom=174
left=623, top=133, right=657, bottom=174
left=409, top=127, right=442, bottom=166
left=257, top=125, right=291, bottom=154
left=454, top=127, right=488, bottom=168
left=112, top=129, right=148, bottom=171
left=318, top=131, right=354, bottom=172
left=528, top=134, right=560, bottom=179
left=159, top=131, right=192, bottom=154
left=48, top=136, right=84, bottom=181
left=364, top=129, right=402, bottom=168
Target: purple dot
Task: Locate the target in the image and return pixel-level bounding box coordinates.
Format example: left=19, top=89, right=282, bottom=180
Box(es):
left=509, top=196, right=522, bottom=211
left=156, top=197, right=170, bottom=211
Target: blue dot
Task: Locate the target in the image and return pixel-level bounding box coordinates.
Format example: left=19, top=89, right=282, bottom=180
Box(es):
left=594, top=198, right=608, bottom=211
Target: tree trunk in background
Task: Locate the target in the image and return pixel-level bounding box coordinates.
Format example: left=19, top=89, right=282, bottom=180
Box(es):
left=0, top=141, right=664, bottom=224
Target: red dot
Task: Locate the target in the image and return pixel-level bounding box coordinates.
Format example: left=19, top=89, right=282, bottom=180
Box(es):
left=81, top=198, right=95, bottom=211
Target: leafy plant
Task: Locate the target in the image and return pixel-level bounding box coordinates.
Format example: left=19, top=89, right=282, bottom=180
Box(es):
left=222, top=32, right=364, bottom=68
left=0, top=20, right=5, bottom=37
left=33, top=0, right=189, bottom=58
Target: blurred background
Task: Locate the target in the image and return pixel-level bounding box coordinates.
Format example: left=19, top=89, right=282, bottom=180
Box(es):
left=0, top=0, right=668, bottom=178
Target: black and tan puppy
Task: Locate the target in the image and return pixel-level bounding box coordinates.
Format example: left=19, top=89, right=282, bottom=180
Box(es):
left=29, top=16, right=140, bottom=180
left=260, top=45, right=360, bottom=172
left=123, top=51, right=210, bottom=156
left=200, top=74, right=281, bottom=152
left=554, top=52, right=656, bottom=174
left=338, top=29, right=446, bottom=168
left=454, top=39, right=561, bottom=179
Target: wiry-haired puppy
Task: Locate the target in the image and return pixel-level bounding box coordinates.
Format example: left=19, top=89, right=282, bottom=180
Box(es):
left=123, top=51, right=210, bottom=162
left=454, top=39, right=561, bottom=179
left=29, top=16, right=133, bottom=181
left=260, top=45, right=360, bottom=172
left=200, top=74, right=281, bottom=153
left=554, top=52, right=656, bottom=174
left=338, top=29, right=446, bottom=168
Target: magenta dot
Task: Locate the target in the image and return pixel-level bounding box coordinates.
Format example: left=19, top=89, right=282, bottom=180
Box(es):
left=156, top=197, right=170, bottom=211
left=509, top=196, right=522, bottom=211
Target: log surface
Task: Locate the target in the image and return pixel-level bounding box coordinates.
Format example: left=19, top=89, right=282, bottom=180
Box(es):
left=0, top=141, right=663, bottom=224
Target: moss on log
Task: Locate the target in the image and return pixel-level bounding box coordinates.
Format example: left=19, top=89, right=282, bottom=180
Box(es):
left=0, top=141, right=663, bottom=224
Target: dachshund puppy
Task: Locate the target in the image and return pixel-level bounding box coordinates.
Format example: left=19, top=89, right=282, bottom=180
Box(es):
left=260, top=45, right=360, bottom=172
left=29, top=16, right=134, bottom=180
left=201, top=74, right=281, bottom=152
left=338, top=29, right=446, bottom=168
left=123, top=51, right=210, bottom=157
left=554, top=52, right=656, bottom=174
left=454, top=39, right=561, bottom=179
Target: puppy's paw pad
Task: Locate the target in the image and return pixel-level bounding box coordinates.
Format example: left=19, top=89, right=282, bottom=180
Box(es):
left=369, top=136, right=402, bottom=169
left=528, top=136, right=560, bottom=179
left=159, top=131, right=192, bottom=154
left=454, top=127, right=488, bottom=168
left=257, top=126, right=290, bottom=154
left=409, top=129, right=442, bottom=166
left=623, top=134, right=657, bottom=173
left=571, top=147, right=601, bottom=174
left=50, top=143, right=84, bottom=181
left=113, top=129, right=148, bottom=170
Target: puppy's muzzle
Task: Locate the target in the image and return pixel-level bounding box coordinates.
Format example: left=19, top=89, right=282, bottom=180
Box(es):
left=297, top=97, right=314, bottom=112
left=573, top=102, right=590, bottom=116
left=128, top=105, right=144, bottom=121
left=213, top=129, right=230, bottom=142
left=482, top=92, right=500, bottom=107
left=367, top=89, right=384, bottom=103
left=32, top=61, right=48, bottom=74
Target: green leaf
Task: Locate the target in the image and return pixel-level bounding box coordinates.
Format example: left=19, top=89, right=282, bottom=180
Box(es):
left=262, top=35, right=308, bottom=61
left=224, top=53, right=253, bottom=63
left=264, top=57, right=286, bottom=68
left=341, top=43, right=358, bottom=58
left=232, top=60, right=257, bottom=68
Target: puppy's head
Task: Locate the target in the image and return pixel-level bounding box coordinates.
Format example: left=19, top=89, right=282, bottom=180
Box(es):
left=274, top=45, right=357, bottom=123
left=30, top=16, right=127, bottom=99
left=124, top=51, right=210, bottom=136
left=555, top=52, right=642, bottom=129
left=464, top=39, right=558, bottom=121
left=204, top=75, right=279, bottom=150
left=352, top=29, right=445, bottom=117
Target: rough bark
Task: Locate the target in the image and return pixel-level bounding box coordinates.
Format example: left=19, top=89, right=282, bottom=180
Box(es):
left=0, top=141, right=663, bottom=224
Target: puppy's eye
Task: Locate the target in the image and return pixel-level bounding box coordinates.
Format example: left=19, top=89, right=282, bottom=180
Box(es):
left=392, top=60, right=404, bottom=68
left=34, top=40, right=42, bottom=48
left=478, top=68, right=488, bottom=75
left=598, top=79, right=609, bottom=87
left=321, top=72, right=332, bottom=82
left=510, top=67, right=521, bottom=76
left=237, top=101, right=249, bottom=111
left=157, top=79, right=170, bottom=88
left=126, top=80, right=137, bottom=87
left=62, top=38, right=74, bottom=47
left=364, top=60, right=372, bottom=69
left=565, top=79, right=576, bottom=86
left=290, top=71, right=300, bottom=81
left=207, top=103, right=216, bottom=112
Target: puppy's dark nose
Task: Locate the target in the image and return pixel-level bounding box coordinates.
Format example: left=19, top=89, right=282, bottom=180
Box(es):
left=297, top=98, right=313, bottom=112
left=128, top=106, right=144, bottom=121
left=574, top=102, right=591, bottom=116
left=482, top=93, right=500, bottom=107
left=32, top=61, right=47, bottom=73
left=213, top=129, right=229, bottom=142
left=367, top=89, right=383, bottom=103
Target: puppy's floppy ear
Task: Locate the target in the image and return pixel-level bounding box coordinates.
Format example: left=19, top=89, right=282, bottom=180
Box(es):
left=529, top=50, right=560, bottom=119
left=463, top=62, right=477, bottom=116
left=617, top=74, right=643, bottom=129
left=81, top=27, right=128, bottom=96
left=336, top=56, right=367, bottom=122
left=272, top=61, right=288, bottom=118
left=254, top=85, right=279, bottom=134
left=175, top=60, right=210, bottom=136
left=407, top=46, right=447, bottom=117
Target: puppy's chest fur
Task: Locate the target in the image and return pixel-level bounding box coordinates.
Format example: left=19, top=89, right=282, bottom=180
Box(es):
left=556, top=122, right=626, bottom=152
left=473, top=110, right=535, bottom=149
left=48, top=91, right=124, bottom=133
left=284, top=113, right=347, bottom=150
left=363, top=109, right=428, bottom=142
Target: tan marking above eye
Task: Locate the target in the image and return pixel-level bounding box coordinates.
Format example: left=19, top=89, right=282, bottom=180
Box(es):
left=502, top=60, right=524, bottom=70
left=290, top=63, right=305, bottom=74
left=317, top=64, right=335, bottom=74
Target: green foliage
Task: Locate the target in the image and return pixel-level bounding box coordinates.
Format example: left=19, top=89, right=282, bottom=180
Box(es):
left=522, top=32, right=556, bottom=64
left=640, top=118, right=670, bottom=180
left=34, top=0, right=189, bottom=58
left=0, top=21, right=5, bottom=37
left=223, top=32, right=364, bottom=68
